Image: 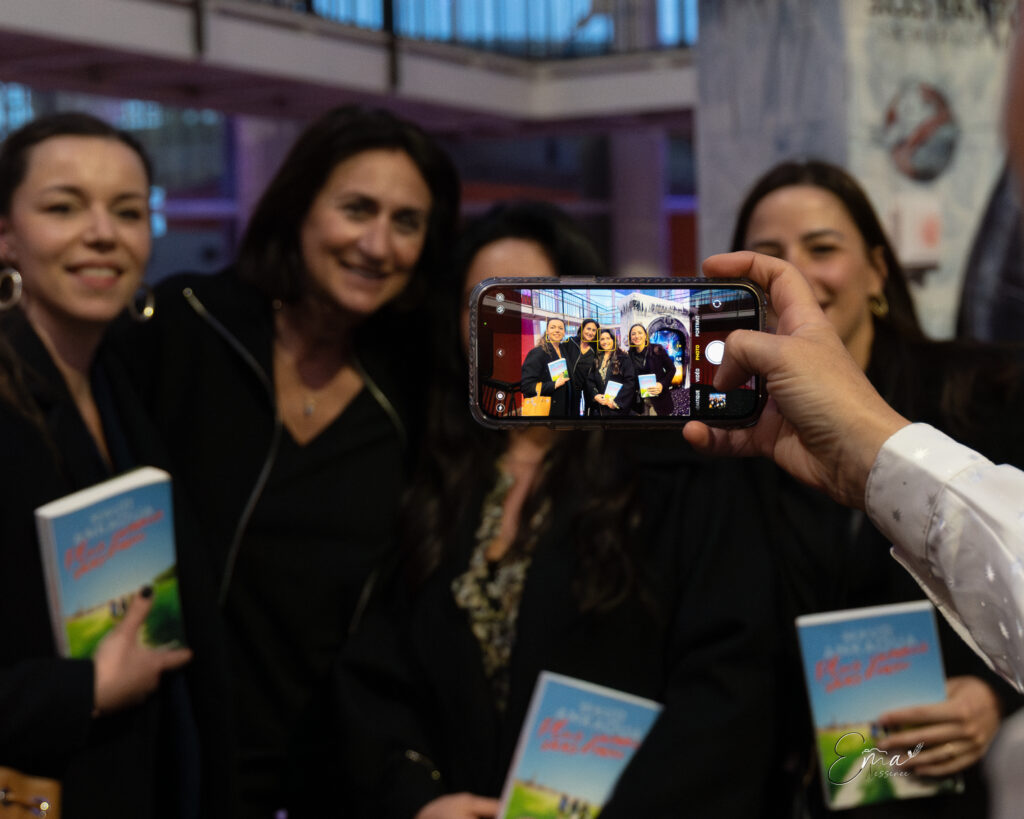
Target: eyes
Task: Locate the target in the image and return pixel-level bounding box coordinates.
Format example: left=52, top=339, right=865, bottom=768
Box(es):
left=340, top=196, right=427, bottom=236
left=748, top=233, right=846, bottom=263
left=41, top=197, right=148, bottom=224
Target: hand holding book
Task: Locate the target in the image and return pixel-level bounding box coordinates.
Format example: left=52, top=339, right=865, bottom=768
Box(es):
left=414, top=793, right=499, bottom=819
left=92, top=585, right=192, bottom=716
left=871, top=675, right=1000, bottom=777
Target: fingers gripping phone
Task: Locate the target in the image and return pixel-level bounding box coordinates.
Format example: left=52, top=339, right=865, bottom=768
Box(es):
left=468, top=277, right=766, bottom=429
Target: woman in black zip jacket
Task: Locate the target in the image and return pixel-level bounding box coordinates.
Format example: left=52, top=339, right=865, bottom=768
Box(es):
left=562, top=317, right=598, bottom=416
left=112, top=105, right=460, bottom=818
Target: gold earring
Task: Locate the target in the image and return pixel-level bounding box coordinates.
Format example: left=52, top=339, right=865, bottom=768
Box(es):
left=869, top=293, right=889, bottom=318
left=128, top=283, right=155, bottom=322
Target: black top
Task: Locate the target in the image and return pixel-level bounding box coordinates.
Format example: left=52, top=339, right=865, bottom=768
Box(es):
left=227, top=388, right=403, bottom=810
left=112, top=268, right=413, bottom=816
left=562, top=336, right=597, bottom=416
left=338, top=439, right=781, bottom=818
left=0, top=310, right=204, bottom=818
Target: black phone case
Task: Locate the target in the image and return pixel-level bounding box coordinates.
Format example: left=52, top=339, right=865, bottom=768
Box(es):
left=468, top=276, right=767, bottom=430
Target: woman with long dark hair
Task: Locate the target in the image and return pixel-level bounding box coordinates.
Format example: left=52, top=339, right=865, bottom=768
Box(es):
left=115, top=105, right=460, bottom=816
left=0, top=112, right=198, bottom=817
left=587, top=328, right=636, bottom=416
left=627, top=323, right=675, bottom=416
left=732, top=158, right=1024, bottom=819
left=563, top=317, right=598, bottom=416
left=337, top=201, right=779, bottom=818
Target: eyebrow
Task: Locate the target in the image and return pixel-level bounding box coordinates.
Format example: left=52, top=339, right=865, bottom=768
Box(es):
left=336, top=190, right=428, bottom=213
left=748, top=228, right=846, bottom=249
left=40, top=184, right=147, bottom=202
left=800, top=229, right=845, bottom=242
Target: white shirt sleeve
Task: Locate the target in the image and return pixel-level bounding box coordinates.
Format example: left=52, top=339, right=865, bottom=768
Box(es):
left=865, top=423, right=1024, bottom=693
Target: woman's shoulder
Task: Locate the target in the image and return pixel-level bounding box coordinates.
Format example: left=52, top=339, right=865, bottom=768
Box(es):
left=152, top=267, right=264, bottom=320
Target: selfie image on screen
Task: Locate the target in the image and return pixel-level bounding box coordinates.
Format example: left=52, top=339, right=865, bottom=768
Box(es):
left=474, top=284, right=762, bottom=424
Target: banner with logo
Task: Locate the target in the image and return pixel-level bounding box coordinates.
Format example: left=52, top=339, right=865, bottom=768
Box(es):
left=697, top=0, right=1014, bottom=338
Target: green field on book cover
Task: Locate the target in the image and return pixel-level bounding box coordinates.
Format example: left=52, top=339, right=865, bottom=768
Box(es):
left=35, top=467, right=186, bottom=658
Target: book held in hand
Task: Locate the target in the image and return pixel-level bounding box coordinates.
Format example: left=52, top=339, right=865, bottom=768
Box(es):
left=35, top=466, right=186, bottom=659
left=497, top=671, right=662, bottom=819
left=638, top=373, right=657, bottom=398
left=547, top=358, right=568, bottom=382
left=603, top=380, right=623, bottom=403
left=796, top=600, right=960, bottom=810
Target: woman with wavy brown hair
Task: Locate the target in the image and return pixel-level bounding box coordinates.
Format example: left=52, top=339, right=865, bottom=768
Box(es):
left=337, top=201, right=780, bottom=818
left=732, top=158, right=1024, bottom=819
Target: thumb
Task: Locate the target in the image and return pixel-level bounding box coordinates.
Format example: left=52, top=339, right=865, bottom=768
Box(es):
left=154, top=646, right=194, bottom=673
left=711, top=329, right=783, bottom=390
left=118, top=586, right=155, bottom=635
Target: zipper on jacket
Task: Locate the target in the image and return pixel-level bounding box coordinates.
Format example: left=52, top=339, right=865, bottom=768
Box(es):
left=182, top=287, right=408, bottom=606
left=182, top=286, right=284, bottom=608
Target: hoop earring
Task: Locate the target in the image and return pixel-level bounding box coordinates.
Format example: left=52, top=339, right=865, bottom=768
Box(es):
left=0, top=267, right=22, bottom=311
left=869, top=292, right=889, bottom=318
left=128, top=284, right=156, bottom=322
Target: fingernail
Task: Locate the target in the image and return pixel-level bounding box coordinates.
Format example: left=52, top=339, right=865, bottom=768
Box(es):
left=140, top=585, right=153, bottom=599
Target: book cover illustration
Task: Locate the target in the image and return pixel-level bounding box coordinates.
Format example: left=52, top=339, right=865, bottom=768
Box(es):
left=498, top=671, right=662, bottom=819
left=796, top=600, right=959, bottom=810
left=603, top=380, right=623, bottom=403
left=35, top=466, right=186, bottom=659
left=547, top=358, right=568, bottom=382
left=637, top=374, right=657, bottom=398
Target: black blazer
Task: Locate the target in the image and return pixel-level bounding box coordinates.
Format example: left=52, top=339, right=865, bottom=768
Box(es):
left=338, top=440, right=780, bottom=818
left=521, top=342, right=571, bottom=417
left=629, top=343, right=675, bottom=416
left=586, top=351, right=637, bottom=416
left=0, top=311, right=226, bottom=818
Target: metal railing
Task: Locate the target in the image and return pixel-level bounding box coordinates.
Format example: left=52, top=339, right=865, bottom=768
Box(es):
left=235, top=0, right=697, bottom=58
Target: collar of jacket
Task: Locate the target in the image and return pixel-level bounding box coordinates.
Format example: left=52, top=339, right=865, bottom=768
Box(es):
left=174, top=267, right=406, bottom=446
left=0, top=308, right=66, bottom=414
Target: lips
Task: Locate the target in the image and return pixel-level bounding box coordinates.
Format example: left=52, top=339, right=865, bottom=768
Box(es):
left=338, top=258, right=390, bottom=282
left=67, top=263, right=124, bottom=289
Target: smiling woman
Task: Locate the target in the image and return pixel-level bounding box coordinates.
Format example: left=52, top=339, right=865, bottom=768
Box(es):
left=111, top=104, right=460, bottom=816
left=0, top=112, right=199, bottom=819
left=731, top=159, right=1024, bottom=819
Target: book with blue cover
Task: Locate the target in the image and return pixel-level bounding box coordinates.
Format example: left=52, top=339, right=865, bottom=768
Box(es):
left=498, top=671, right=662, bottom=819
left=547, top=358, right=568, bottom=382
left=34, top=466, right=186, bottom=658
left=638, top=373, right=657, bottom=398
left=603, top=380, right=623, bottom=403
left=796, top=600, right=960, bottom=810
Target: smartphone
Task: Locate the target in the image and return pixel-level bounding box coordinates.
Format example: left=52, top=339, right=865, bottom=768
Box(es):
left=469, top=277, right=766, bottom=429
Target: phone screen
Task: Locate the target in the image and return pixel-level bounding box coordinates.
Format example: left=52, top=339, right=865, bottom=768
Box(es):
left=470, top=278, right=765, bottom=428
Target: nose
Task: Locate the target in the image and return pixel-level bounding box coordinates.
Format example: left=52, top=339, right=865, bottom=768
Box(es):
left=84, top=205, right=117, bottom=247
left=357, top=215, right=390, bottom=262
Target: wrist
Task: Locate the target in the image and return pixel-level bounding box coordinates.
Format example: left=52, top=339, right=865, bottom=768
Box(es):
left=841, top=408, right=910, bottom=509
